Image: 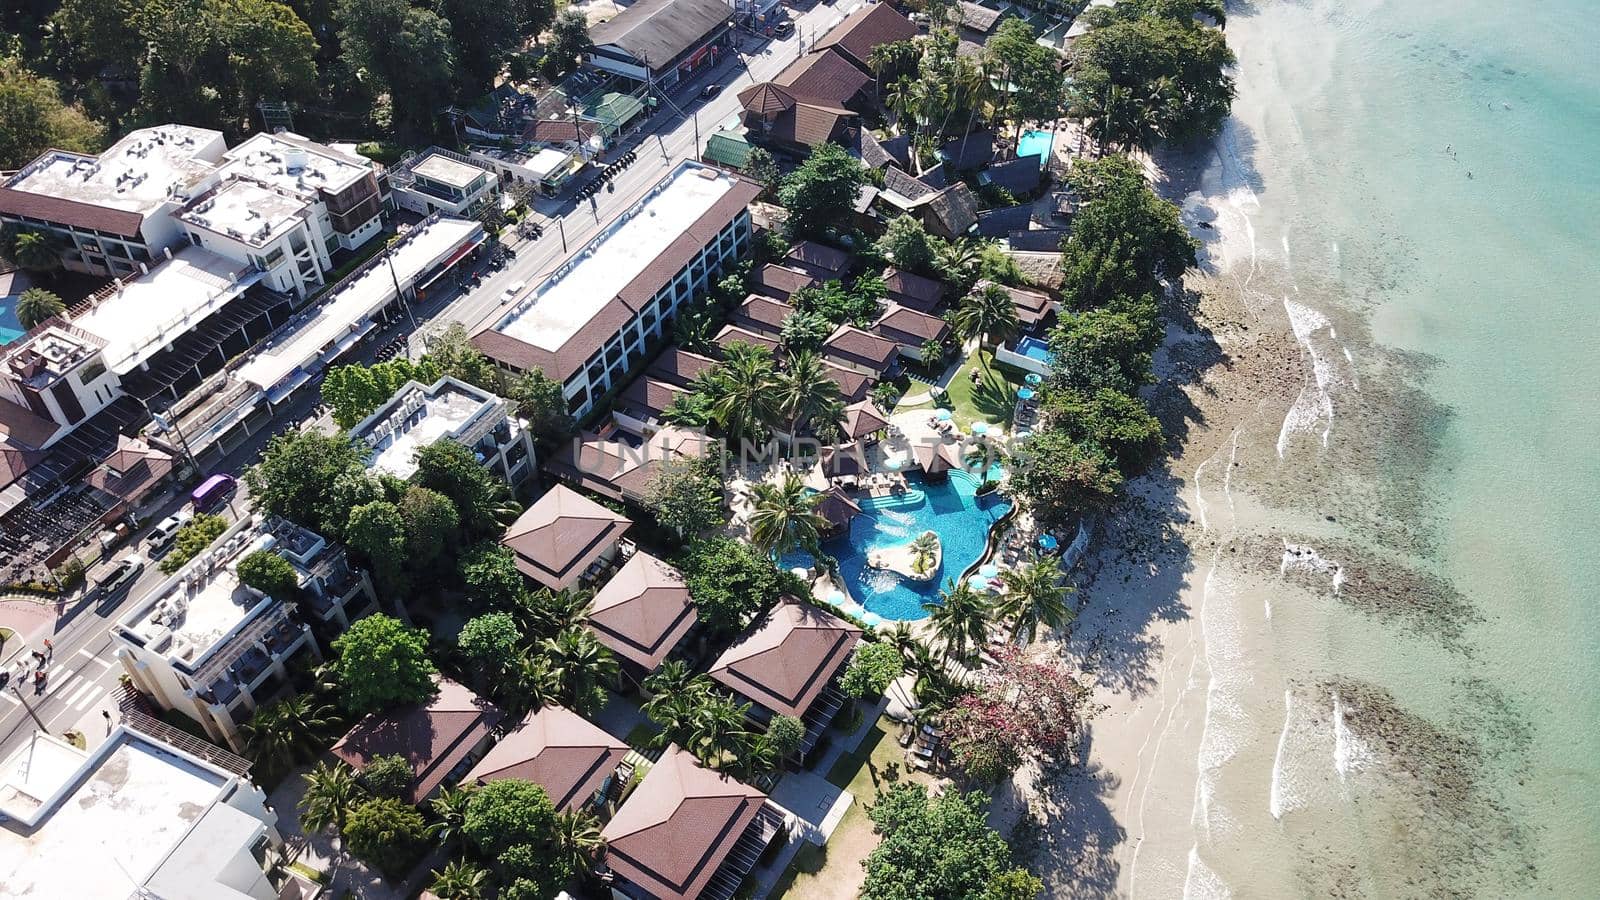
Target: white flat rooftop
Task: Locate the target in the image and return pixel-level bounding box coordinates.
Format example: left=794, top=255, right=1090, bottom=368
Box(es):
left=123, top=523, right=277, bottom=667
left=5, top=124, right=222, bottom=216
left=74, top=245, right=260, bottom=375
left=0, top=731, right=230, bottom=900
left=179, top=178, right=310, bottom=247
left=526, top=147, right=573, bottom=180
left=235, top=217, right=482, bottom=392
left=414, top=153, right=486, bottom=188
left=219, top=131, right=372, bottom=196
left=355, top=381, right=497, bottom=479
left=494, top=164, right=739, bottom=352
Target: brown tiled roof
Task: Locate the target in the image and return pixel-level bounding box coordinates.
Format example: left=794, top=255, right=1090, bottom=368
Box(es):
left=784, top=241, right=851, bottom=280
left=465, top=705, right=628, bottom=811
left=330, top=677, right=502, bottom=805
left=0, top=185, right=144, bottom=238
left=474, top=176, right=762, bottom=380
left=812, top=3, right=919, bottom=71
left=913, top=437, right=965, bottom=475
left=601, top=746, right=769, bottom=900
left=85, top=435, right=174, bottom=503
left=617, top=376, right=688, bottom=422
left=754, top=264, right=816, bottom=299
left=924, top=183, right=979, bottom=237
left=738, top=82, right=797, bottom=117
left=733, top=293, right=793, bottom=336
left=873, top=302, right=950, bottom=346
left=522, top=118, right=599, bottom=145
left=774, top=48, right=870, bottom=107
left=546, top=427, right=713, bottom=502
left=973, top=279, right=1054, bottom=327
left=501, top=484, right=633, bottom=590
left=715, top=323, right=781, bottom=356
left=647, top=347, right=718, bottom=388
left=0, top=395, right=60, bottom=451
left=771, top=102, right=858, bottom=150
left=842, top=399, right=890, bottom=440
left=823, top=324, right=900, bottom=372
left=815, top=484, right=862, bottom=530
left=883, top=267, right=945, bottom=313
left=709, top=600, right=861, bottom=718
left=822, top=362, right=874, bottom=402
left=587, top=551, right=699, bottom=672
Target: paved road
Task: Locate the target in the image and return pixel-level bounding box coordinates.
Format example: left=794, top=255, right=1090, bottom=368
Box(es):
left=0, top=0, right=863, bottom=759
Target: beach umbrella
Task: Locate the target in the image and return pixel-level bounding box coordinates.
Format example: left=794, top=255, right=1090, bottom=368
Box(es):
left=1016, top=387, right=1035, bottom=400
left=971, top=422, right=989, bottom=435
left=791, top=566, right=811, bottom=579
left=827, top=590, right=846, bottom=606
left=1024, top=372, right=1043, bottom=386
left=979, top=563, right=999, bottom=578
left=935, top=408, right=953, bottom=421
left=862, top=611, right=884, bottom=628
left=1037, top=534, right=1058, bottom=551
left=968, top=574, right=990, bottom=590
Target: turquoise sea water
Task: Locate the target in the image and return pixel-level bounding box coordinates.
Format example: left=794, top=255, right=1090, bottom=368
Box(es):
left=1173, top=0, right=1600, bottom=894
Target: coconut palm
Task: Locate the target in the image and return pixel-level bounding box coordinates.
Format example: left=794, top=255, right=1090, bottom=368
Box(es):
left=909, top=532, right=940, bottom=576
left=514, top=586, right=591, bottom=640
left=298, top=760, right=361, bottom=835
left=428, top=783, right=478, bottom=846
left=886, top=622, right=919, bottom=660
left=950, top=284, right=1022, bottom=372
left=503, top=650, right=561, bottom=716
left=869, top=40, right=921, bottom=105
left=9, top=231, right=60, bottom=277
left=687, top=695, right=755, bottom=768
left=777, top=350, right=841, bottom=439
left=925, top=578, right=991, bottom=662
left=811, top=397, right=849, bottom=445
left=14, top=288, right=64, bottom=330
left=428, top=858, right=489, bottom=900
left=996, top=555, right=1075, bottom=644
left=933, top=238, right=983, bottom=289
left=708, top=343, right=781, bottom=445
left=747, top=473, right=828, bottom=557
left=731, top=730, right=780, bottom=781
left=541, top=626, right=619, bottom=715
left=552, top=809, right=606, bottom=877
left=240, top=694, right=342, bottom=783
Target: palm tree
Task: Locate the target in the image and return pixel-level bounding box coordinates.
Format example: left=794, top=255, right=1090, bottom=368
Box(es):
left=688, top=696, right=754, bottom=769
left=996, top=555, right=1075, bottom=644
left=552, top=809, right=606, bottom=877
left=513, top=587, right=591, bottom=640
left=708, top=344, right=781, bottom=445
left=298, top=760, right=361, bottom=835
left=886, top=76, right=927, bottom=138
left=240, top=694, right=342, bottom=784
left=951, top=284, right=1022, bottom=373
left=909, top=532, right=940, bottom=577
left=747, top=473, right=827, bottom=557
left=777, top=350, right=840, bottom=439
left=642, top=659, right=700, bottom=706
left=933, top=238, right=982, bottom=288
left=429, top=858, right=489, bottom=900
left=14, top=288, right=64, bottom=330
left=10, top=231, right=60, bottom=277
left=731, top=730, right=779, bottom=781
left=504, top=650, right=561, bottom=716
left=646, top=690, right=706, bottom=749
left=811, top=397, right=849, bottom=445
left=542, top=626, right=620, bottom=715
left=886, top=622, right=919, bottom=661
left=925, top=578, right=991, bottom=662
left=428, top=784, right=478, bottom=847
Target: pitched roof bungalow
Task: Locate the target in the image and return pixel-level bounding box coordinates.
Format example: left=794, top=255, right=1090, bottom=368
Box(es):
left=501, top=484, right=633, bottom=590
left=773, top=48, right=872, bottom=112
left=646, top=347, right=718, bottom=387
left=732, top=293, right=794, bottom=338
left=873, top=303, right=951, bottom=360
left=601, top=745, right=788, bottom=900
left=330, top=677, right=502, bottom=804
left=823, top=324, right=901, bottom=376
left=614, top=375, right=690, bottom=433
left=753, top=262, right=817, bottom=301
left=466, top=704, right=630, bottom=813
left=709, top=600, right=862, bottom=757
left=973, top=279, right=1058, bottom=331
left=883, top=267, right=945, bottom=313
left=823, top=361, right=875, bottom=403
left=546, top=426, right=714, bottom=504
left=812, top=3, right=920, bottom=73
left=587, top=550, right=700, bottom=677
left=783, top=240, right=852, bottom=281
left=714, top=323, right=782, bottom=356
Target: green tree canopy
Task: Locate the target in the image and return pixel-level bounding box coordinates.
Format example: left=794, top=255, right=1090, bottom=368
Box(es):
left=459, top=541, right=525, bottom=609
left=235, top=549, right=299, bottom=598
left=399, top=484, right=460, bottom=567
left=546, top=8, right=592, bottom=75
left=330, top=613, right=438, bottom=714
left=0, top=58, right=103, bottom=169
left=247, top=430, right=364, bottom=532
left=1047, top=306, right=1160, bottom=395
left=509, top=367, right=576, bottom=448
left=677, top=536, right=791, bottom=634
left=359, top=752, right=414, bottom=798
left=645, top=454, right=725, bottom=538
left=335, top=0, right=454, bottom=135
left=765, top=714, right=806, bottom=759
left=778, top=143, right=867, bottom=239
left=457, top=612, right=522, bottom=676
left=1007, top=429, right=1124, bottom=528
left=320, top=357, right=442, bottom=428
left=344, top=499, right=408, bottom=590
left=1069, top=10, right=1235, bottom=150
left=840, top=641, right=904, bottom=698
left=463, top=778, right=557, bottom=857
left=1044, top=386, right=1163, bottom=473
left=877, top=215, right=936, bottom=275
left=412, top=438, right=515, bottom=538
left=1059, top=155, right=1196, bottom=306
left=343, top=795, right=429, bottom=874
left=159, top=513, right=229, bottom=574
left=863, top=784, right=1038, bottom=900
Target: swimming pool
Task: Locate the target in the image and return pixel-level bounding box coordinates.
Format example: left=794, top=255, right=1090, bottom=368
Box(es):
left=0, top=295, right=25, bottom=345
left=1016, top=335, right=1053, bottom=364
left=786, top=470, right=1010, bottom=621
left=1017, top=130, right=1054, bottom=169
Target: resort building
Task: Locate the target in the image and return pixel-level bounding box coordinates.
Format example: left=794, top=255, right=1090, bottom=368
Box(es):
left=502, top=483, right=634, bottom=591
left=586, top=550, right=700, bottom=681
left=600, top=745, right=789, bottom=900
left=810, top=2, right=919, bottom=73
left=349, top=375, right=535, bottom=488
left=546, top=425, right=715, bottom=504
left=586, top=0, right=734, bottom=87
left=211, top=131, right=385, bottom=252
left=0, top=726, right=282, bottom=900
left=471, top=161, right=761, bottom=417
left=470, top=144, right=585, bottom=197
left=466, top=704, right=631, bottom=813
left=822, top=324, right=902, bottom=377
left=752, top=262, right=817, bottom=302
left=330, top=677, right=503, bottom=805
left=707, top=599, right=861, bottom=761
left=873, top=303, right=951, bottom=360
left=645, top=346, right=718, bottom=388
left=731, top=294, right=793, bottom=338
left=823, top=361, right=875, bottom=404
left=783, top=240, right=852, bottom=281
left=883, top=267, right=945, bottom=313
left=114, top=515, right=378, bottom=751
left=386, top=149, right=499, bottom=217
left=737, top=83, right=862, bottom=157
left=714, top=323, right=781, bottom=357
left=613, top=374, right=689, bottom=434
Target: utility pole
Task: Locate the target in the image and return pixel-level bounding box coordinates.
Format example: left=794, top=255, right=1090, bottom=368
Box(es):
left=13, top=682, right=47, bottom=732
left=139, top=397, right=199, bottom=475
left=385, top=251, right=418, bottom=330
left=557, top=217, right=568, bottom=253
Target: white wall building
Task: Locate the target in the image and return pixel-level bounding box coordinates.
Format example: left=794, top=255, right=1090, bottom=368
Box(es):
left=350, top=375, right=536, bottom=488
left=0, top=727, right=280, bottom=900
left=388, top=150, right=498, bottom=217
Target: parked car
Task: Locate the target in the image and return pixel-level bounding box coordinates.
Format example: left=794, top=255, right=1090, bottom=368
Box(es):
left=700, top=83, right=722, bottom=100
left=98, top=555, right=145, bottom=596
left=145, top=511, right=191, bottom=552
left=774, top=21, right=794, bottom=37
left=501, top=279, right=527, bottom=304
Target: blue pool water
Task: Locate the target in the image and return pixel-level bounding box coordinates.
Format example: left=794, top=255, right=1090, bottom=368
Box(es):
left=785, top=471, right=1010, bottom=621
left=1016, top=130, right=1053, bottom=168
left=0, top=295, right=25, bottom=345
left=1016, top=335, right=1053, bottom=363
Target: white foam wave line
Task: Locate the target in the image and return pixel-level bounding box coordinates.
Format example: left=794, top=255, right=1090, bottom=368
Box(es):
left=1194, top=457, right=1213, bottom=532
left=1183, top=845, right=1232, bottom=900
left=1268, top=690, right=1294, bottom=820
left=1276, top=298, right=1339, bottom=457
left=1280, top=540, right=1346, bottom=593
left=1332, top=690, right=1352, bottom=789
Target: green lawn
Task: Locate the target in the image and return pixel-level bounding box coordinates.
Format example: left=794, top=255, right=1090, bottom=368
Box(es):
left=898, top=349, right=1023, bottom=428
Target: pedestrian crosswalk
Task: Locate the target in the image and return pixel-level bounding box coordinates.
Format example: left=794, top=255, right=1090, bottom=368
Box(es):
left=2, top=658, right=110, bottom=714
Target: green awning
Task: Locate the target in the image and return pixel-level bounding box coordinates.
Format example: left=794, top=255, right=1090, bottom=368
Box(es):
left=585, top=92, right=646, bottom=133
left=703, top=132, right=754, bottom=169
